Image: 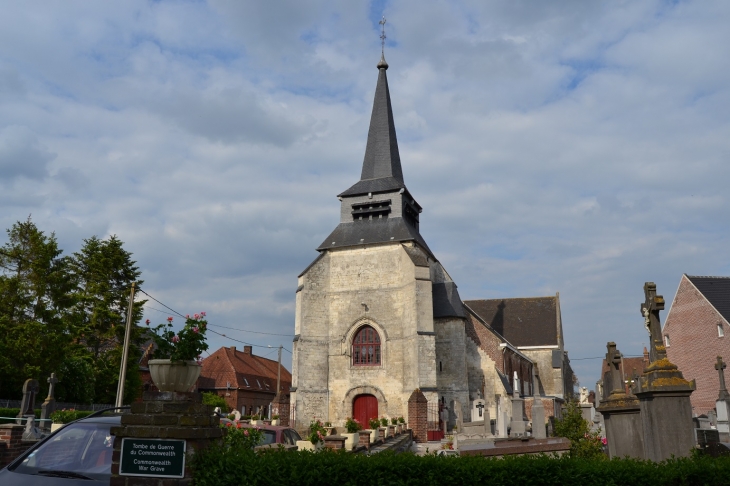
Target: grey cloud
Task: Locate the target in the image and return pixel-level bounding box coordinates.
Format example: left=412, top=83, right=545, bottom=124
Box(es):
left=0, top=126, right=54, bottom=181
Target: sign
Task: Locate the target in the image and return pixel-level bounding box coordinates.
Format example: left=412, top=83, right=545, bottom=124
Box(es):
left=120, top=438, right=186, bottom=478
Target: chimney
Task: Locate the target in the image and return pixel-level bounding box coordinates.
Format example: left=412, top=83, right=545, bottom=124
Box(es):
left=230, top=346, right=236, bottom=353
left=244, top=345, right=253, bottom=355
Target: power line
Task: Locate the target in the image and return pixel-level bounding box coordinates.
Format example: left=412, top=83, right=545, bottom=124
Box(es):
left=137, top=288, right=186, bottom=319
left=571, top=355, right=644, bottom=361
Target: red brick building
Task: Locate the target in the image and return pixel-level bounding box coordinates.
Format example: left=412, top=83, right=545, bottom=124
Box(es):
left=663, top=275, right=730, bottom=415
left=598, top=350, right=649, bottom=400
left=197, top=345, right=292, bottom=416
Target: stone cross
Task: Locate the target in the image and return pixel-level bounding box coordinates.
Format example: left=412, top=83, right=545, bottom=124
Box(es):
left=640, top=282, right=666, bottom=363
left=46, top=373, right=58, bottom=399
left=18, top=379, right=40, bottom=417
left=716, top=356, right=729, bottom=400
left=513, top=371, right=520, bottom=398
left=606, top=342, right=623, bottom=395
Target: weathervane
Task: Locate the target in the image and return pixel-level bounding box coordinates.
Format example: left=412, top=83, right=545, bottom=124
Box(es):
left=379, top=16, right=387, bottom=55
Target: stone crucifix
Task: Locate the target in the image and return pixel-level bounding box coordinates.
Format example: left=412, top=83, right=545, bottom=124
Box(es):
left=716, top=356, right=729, bottom=401
left=46, top=373, right=58, bottom=400
left=640, top=282, right=666, bottom=364
left=606, top=342, right=624, bottom=395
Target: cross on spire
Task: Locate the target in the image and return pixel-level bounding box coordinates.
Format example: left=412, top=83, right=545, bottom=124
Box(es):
left=640, top=282, right=666, bottom=363
left=716, top=356, right=729, bottom=400
left=379, top=16, right=387, bottom=55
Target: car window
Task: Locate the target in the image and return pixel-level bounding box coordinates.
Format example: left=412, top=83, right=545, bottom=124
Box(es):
left=259, top=430, right=277, bottom=445
left=282, top=430, right=293, bottom=445
left=288, top=429, right=301, bottom=443
left=12, top=422, right=114, bottom=481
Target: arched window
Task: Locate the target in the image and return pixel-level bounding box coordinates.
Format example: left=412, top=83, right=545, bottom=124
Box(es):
left=352, top=325, right=381, bottom=366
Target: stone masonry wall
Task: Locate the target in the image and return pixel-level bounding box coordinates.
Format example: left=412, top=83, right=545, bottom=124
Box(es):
left=664, top=275, right=730, bottom=415
left=435, top=317, right=470, bottom=426
left=294, top=243, right=438, bottom=427
left=520, top=349, right=564, bottom=398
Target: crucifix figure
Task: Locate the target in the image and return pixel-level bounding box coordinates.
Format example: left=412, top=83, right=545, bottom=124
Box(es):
left=46, top=373, right=58, bottom=400
left=640, top=282, right=666, bottom=363
left=476, top=402, right=485, bottom=418
left=716, top=356, right=729, bottom=401
left=606, top=342, right=623, bottom=395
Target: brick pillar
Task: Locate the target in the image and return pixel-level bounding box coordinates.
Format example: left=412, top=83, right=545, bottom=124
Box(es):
left=110, top=391, right=222, bottom=486
left=0, top=424, right=33, bottom=468
left=271, top=392, right=290, bottom=427
left=357, top=430, right=371, bottom=450
left=408, top=389, right=428, bottom=443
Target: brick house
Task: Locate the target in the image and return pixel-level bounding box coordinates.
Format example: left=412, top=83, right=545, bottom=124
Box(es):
left=663, top=275, right=730, bottom=415
left=197, top=345, right=292, bottom=416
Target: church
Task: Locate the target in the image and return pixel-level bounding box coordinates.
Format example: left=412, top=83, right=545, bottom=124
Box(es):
left=290, top=53, right=573, bottom=431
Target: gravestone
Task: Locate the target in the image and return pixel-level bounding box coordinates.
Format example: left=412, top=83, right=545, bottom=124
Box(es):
left=16, top=379, right=40, bottom=423
left=531, top=367, right=546, bottom=439
left=510, top=372, right=527, bottom=437
left=471, top=399, right=486, bottom=422
left=597, top=341, right=645, bottom=459
left=715, top=356, right=730, bottom=442
left=496, top=395, right=507, bottom=437
left=635, top=282, right=696, bottom=461
left=39, top=373, right=58, bottom=431
left=453, top=399, right=463, bottom=432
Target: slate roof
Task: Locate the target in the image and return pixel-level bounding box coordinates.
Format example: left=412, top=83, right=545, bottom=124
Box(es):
left=464, top=297, right=559, bottom=347
left=198, top=346, right=292, bottom=392
left=339, top=59, right=404, bottom=198
left=686, top=275, right=730, bottom=323
left=432, top=282, right=466, bottom=318
left=317, top=217, right=434, bottom=257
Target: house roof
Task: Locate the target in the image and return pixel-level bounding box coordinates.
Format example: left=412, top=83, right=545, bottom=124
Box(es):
left=464, top=296, right=559, bottom=347
left=198, top=346, right=292, bottom=393
left=686, top=275, right=730, bottom=323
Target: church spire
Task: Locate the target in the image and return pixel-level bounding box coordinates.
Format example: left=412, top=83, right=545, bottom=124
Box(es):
left=338, top=52, right=405, bottom=197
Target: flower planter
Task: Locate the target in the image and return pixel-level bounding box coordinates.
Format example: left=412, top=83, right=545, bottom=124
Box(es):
left=148, top=359, right=202, bottom=392
left=324, top=426, right=335, bottom=436
left=296, top=440, right=323, bottom=451
left=251, top=420, right=262, bottom=426
left=369, top=429, right=377, bottom=443
left=271, top=419, right=280, bottom=426
left=342, top=432, right=358, bottom=450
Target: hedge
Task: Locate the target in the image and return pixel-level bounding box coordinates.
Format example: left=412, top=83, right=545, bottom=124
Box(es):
left=0, top=407, right=93, bottom=425
left=191, top=448, right=730, bottom=486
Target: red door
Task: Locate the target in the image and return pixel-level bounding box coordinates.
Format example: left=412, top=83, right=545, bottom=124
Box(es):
left=353, top=394, right=378, bottom=428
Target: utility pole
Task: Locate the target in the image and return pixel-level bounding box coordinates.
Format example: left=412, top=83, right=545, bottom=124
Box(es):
left=277, top=345, right=282, bottom=394
left=115, top=283, right=136, bottom=408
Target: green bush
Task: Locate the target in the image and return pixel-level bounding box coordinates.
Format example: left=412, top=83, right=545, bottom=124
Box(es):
left=201, top=392, right=228, bottom=410
left=49, top=409, right=93, bottom=424
left=553, top=401, right=605, bottom=459
left=0, top=408, right=42, bottom=424
left=191, top=449, right=730, bottom=486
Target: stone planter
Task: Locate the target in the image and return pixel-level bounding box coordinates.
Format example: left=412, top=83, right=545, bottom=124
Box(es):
left=263, top=419, right=272, bottom=426
left=342, top=432, right=358, bottom=450
left=271, top=419, right=280, bottom=426
left=369, top=429, right=377, bottom=443
left=296, top=440, right=323, bottom=451
left=148, top=359, right=202, bottom=392
left=251, top=420, right=263, bottom=426
left=324, top=426, right=335, bottom=436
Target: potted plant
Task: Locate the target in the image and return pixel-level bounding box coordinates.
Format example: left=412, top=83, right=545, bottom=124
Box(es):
left=342, top=417, right=362, bottom=450
left=147, top=313, right=209, bottom=392
left=297, top=419, right=326, bottom=451
left=49, top=408, right=79, bottom=432
left=368, top=418, right=380, bottom=443
left=271, top=414, right=280, bottom=426
left=250, top=414, right=261, bottom=425
left=324, top=421, right=334, bottom=436
left=379, top=416, right=389, bottom=438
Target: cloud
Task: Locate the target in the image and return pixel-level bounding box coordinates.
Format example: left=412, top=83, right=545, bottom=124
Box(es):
left=0, top=126, right=55, bottom=181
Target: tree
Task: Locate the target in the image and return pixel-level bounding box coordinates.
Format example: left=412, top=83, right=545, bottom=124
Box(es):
left=0, top=218, right=75, bottom=398
left=553, top=400, right=605, bottom=459
left=69, top=235, right=146, bottom=403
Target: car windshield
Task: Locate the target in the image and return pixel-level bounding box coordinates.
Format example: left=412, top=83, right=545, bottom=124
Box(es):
left=11, top=422, right=114, bottom=480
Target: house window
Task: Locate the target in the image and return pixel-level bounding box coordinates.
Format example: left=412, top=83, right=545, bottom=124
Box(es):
left=352, top=325, right=381, bottom=366
left=719, top=323, right=725, bottom=338
left=664, top=335, right=670, bottom=347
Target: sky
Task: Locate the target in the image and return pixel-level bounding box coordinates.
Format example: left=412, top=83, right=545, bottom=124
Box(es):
left=1, top=0, right=729, bottom=390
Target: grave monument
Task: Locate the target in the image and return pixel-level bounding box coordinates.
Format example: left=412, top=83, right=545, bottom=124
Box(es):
left=510, top=372, right=527, bottom=437
left=635, top=282, right=695, bottom=461
left=531, top=366, right=546, bottom=439
left=39, top=373, right=58, bottom=431
left=714, top=356, right=730, bottom=442
left=596, top=342, right=644, bottom=459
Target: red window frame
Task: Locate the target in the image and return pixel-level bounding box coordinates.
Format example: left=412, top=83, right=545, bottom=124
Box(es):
left=352, top=325, right=381, bottom=366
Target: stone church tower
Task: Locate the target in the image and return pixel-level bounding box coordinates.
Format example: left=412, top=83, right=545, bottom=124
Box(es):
left=290, top=55, right=548, bottom=429
left=291, top=53, right=472, bottom=426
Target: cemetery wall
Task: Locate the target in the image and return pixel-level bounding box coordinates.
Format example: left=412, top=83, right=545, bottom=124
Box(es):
left=294, top=243, right=437, bottom=426
left=664, top=275, right=730, bottom=415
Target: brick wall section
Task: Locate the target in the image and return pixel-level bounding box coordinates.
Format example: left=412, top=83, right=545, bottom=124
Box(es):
left=0, top=424, right=36, bottom=468
left=271, top=392, right=290, bottom=427
left=524, top=398, right=555, bottom=423
left=407, top=389, right=428, bottom=443
left=109, top=391, right=222, bottom=486
left=465, top=313, right=504, bottom=373
left=664, top=275, right=730, bottom=415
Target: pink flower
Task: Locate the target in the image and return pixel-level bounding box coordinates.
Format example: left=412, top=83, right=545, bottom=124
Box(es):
left=145, top=319, right=150, bottom=325
left=602, top=437, right=607, bottom=445
left=201, top=311, right=206, bottom=317
left=194, top=313, right=200, bottom=320
left=186, top=314, right=190, bottom=318
left=244, top=430, right=249, bottom=436
left=172, top=335, right=180, bottom=343
left=193, top=327, right=199, bottom=333
left=167, top=316, right=173, bottom=322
